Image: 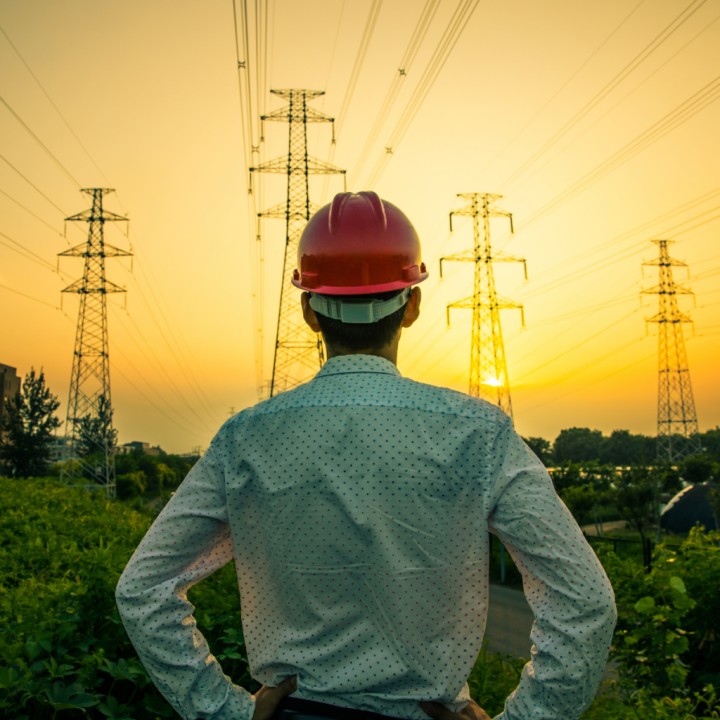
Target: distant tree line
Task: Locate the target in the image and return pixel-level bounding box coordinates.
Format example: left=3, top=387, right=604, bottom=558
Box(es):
left=521, top=427, right=720, bottom=545
left=2, top=367, right=718, bottom=528
left=524, top=426, right=720, bottom=468
left=113, top=449, right=197, bottom=500
left=0, top=367, right=197, bottom=497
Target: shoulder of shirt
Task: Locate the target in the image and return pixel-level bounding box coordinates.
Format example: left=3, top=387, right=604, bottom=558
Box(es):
left=218, top=372, right=512, bottom=433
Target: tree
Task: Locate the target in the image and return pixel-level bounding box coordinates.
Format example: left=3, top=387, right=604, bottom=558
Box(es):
left=615, top=466, right=658, bottom=545
left=523, top=436, right=552, bottom=466
left=75, top=395, right=118, bottom=458
left=553, top=427, right=604, bottom=463
left=680, top=454, right=715, bottom=485
left=561, top=484, right=598, bottom=527
left=699, top=426, right=720, bottom=462
left=601, top=429, right=654, bottom=466
left=0, top=368, right=61, bottom=477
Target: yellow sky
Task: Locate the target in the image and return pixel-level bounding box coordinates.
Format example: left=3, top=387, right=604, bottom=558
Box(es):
left=1, top=0, right=718, bottom=453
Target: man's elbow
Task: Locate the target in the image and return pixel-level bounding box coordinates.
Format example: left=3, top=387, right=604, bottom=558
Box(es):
left=115, top=564, right=139, bottom=621
left=586, top=580, right=618, bottom=650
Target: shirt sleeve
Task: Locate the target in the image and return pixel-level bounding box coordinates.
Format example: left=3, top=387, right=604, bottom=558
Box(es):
left=486, top=416, right=617, bottom=720
left=115, top=427, right=255, bottom=720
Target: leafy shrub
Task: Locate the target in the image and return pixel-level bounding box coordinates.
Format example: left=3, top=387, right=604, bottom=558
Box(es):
left=590, top=529, right=720, bottom=718
left=4, top=477, right=718, bottom=719
left=467, top=648, right=524, bottom=717
left=0, top=477, right=166, bottom=718
left=602, top=528, right=720, bottom=695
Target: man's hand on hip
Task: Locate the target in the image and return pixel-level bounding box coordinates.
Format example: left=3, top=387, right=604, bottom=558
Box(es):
left=420, top=699, right=491, bottom=720
left=252, top=675, right=297, bottom=720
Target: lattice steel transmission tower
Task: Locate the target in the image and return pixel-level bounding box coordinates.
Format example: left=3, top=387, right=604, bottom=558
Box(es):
left=642, top=239, right=701, bottom=463
left=441, top=193, right=526, bottom=419
left=58, top=188, right=131, bottom=497
left=250, top=89, right=345, bottom=396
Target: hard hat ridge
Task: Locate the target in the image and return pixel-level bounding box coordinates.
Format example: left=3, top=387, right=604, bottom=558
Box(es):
left=328, top=191, right=388, bottom=235
left=292, top=191, right=428, bottom=296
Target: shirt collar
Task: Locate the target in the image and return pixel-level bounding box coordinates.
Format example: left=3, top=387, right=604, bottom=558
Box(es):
left=315, top=354, right=402, bottom=379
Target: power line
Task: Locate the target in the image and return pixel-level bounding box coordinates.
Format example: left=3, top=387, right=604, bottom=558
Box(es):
left=0, top=189, right=65, bottom=237
left=499, top=0, right=709, bottom=188
left=349, top=0, right=441, bottom=184
left=110, top=305, right=221, bottom=432
left=0, top=228, right=68, bottom=276
left=109, top=349, right=215, bottom=442
left=363, top=0, right=479, bottom=188
left=319, top=0, right=382, bottom=201
left=521, top=74, right=720, bottom=228
left=109, top=307, right=218, bottom=437
left=0, top=153, right=68, bottom=215
left=0, top=280, right=62, bottom=310
left=506, top=7, right=720, bottom=195
left=0, top=23, right=110, bottom=184
left=334, top=0, right=383, bottom=136
left=484, top=0, right=648, bottom=177
left=519, top=350, right=654, bottom=418
left=0, top=95, right=81, bottom=187
left=512, top=307, right=641, bottom=384
left=126, top=252, right=221, bottom=424
left=508, top=189, right=720, bottom=307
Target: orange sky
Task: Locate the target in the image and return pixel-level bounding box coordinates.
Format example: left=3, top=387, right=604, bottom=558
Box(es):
left=1, top=0, right=718, bottom=453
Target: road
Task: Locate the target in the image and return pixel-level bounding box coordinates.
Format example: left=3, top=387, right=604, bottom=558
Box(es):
left=484, top=582, right=533, bottom=659
left=484, top=582, right=618, bottom=681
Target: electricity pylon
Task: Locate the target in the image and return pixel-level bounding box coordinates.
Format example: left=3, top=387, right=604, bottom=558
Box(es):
left=441, top=193, right=526, bottom=419
left=642, top=239, right=701, bottom=463
left=58, top=188, right=131, bottom=497
left=250, top=89, right=345, bottom=396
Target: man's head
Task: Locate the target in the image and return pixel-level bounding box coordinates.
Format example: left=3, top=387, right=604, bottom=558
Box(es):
left=293, top=191, right=427, bottom=359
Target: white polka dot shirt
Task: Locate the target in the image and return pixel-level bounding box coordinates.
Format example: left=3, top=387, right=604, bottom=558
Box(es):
left=116, top=354, right=616, bottom=720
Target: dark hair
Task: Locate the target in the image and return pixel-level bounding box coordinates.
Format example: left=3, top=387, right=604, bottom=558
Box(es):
left=314, top=290, right=408, bottom=353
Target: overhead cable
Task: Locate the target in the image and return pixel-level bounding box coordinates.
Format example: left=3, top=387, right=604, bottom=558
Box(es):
left=350, top=0, right=441, bottom=183
left=0, top=189, right=65, bottom=237
left=483, top=0, right=648, bottom=176
left=0, top=23, right=110, bottom=184
left=0, top=280, right=62, bottom=310
left=0, top=153, right=68, bottom=215
left=1, top=95, right=81, bottom=188
left=522, top=75, right=720, bottom=227
left=363, top=0, right=479, bottom=188
left=500, top=0, right=709, bottom=188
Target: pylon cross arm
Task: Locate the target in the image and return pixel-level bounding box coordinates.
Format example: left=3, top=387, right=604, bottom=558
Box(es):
left=64, top=209, right=128, bottom=223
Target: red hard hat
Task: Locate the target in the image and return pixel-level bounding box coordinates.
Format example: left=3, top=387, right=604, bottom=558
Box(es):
left=292, top=191, right=428, bottom=295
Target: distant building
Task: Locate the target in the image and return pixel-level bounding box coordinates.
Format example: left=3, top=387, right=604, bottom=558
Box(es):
left=0, top=363, right=21, bottom=438
left=118, top=441, right=164, bottom=456
left=661, top=484, right=719, bottom=534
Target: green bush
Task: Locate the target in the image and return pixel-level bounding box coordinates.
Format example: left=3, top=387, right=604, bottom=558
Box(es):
left=467, top=648, right=524, bottom=716
left=0, top=477, right=263, bottom=719
left=602, top=528, right=720, bottom=696
left=0, top=477, right=167, bottom=718
left=4, top=476, right=719, bottom=719
left=589, top=529, right=720, bottom=719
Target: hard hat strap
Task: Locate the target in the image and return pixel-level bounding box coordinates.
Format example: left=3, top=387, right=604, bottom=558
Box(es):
left=309, top=288, right=411, bottom=324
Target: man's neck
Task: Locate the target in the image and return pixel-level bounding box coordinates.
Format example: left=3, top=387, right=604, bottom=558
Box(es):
left=325, top=342, right=398, bottom=365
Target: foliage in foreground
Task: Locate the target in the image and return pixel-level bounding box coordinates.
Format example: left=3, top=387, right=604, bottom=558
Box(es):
left=0, top=477, right=164, bottom=718
left=2, top=477, right=720, bottom=719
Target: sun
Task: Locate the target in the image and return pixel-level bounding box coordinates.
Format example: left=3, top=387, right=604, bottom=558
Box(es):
left=482, top=376, right=504, bottom=388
